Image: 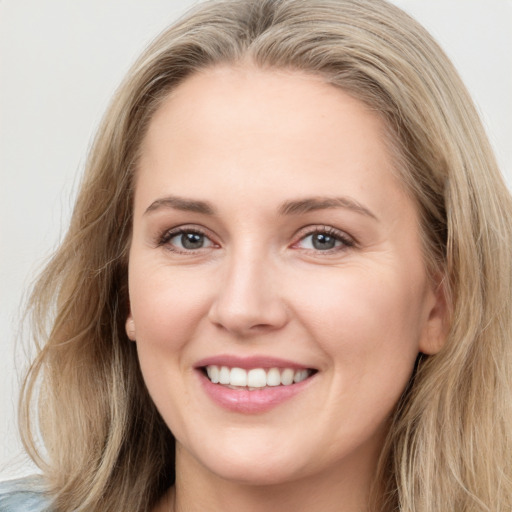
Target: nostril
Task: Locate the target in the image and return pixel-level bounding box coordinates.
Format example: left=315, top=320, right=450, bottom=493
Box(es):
left=250, top=323, right=276, bottom=331
left=208, top=300, right=289, bottom=336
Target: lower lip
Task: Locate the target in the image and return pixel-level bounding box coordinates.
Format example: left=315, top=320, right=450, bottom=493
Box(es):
left=198, top=371, right=315, bottom=414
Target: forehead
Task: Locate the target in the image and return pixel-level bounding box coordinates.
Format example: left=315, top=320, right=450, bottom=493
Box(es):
left=136, top=65, right=411, bottom=221
left=142, top=65, right=388, bottom=155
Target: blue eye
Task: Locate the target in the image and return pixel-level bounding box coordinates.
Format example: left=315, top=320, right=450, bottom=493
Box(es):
left=303, top=232, right=339, bottom=250
left=163, top=230, right=214, bottom=251
left=296, top=228, right=354, bottom=252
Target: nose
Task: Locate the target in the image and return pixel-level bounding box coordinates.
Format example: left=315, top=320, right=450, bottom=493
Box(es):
left=208, top=250, right=289, bottom=337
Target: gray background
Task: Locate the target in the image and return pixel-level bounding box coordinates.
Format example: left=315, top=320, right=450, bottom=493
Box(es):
left=1, top=0, right=511, bottom=479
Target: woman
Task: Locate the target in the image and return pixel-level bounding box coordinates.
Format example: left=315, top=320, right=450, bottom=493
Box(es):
left=1, top=0, right=511, bottom=510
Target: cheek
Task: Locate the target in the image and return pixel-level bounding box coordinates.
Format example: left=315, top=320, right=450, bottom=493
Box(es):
left=127, top=263, right=214, bottom=419
left=129, top=263, right=211, bottom=350
left=128, top=265, right=210, bottom=433
left=293, top=264, right=427, bottom=378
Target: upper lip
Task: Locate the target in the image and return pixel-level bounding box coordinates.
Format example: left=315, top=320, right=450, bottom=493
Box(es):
left=194, top=354, right=315, bottom=370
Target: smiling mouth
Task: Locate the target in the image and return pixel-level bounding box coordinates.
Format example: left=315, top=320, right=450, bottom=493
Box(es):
left=202, top=365, right=316, bottom=390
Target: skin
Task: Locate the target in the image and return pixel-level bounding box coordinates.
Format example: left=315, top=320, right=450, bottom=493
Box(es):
left=126, top=65, right=447, bottom=512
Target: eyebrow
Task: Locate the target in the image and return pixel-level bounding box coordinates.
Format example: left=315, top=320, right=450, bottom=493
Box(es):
left=144, top=194, right=377, bottom=220
left=279, top=196, right=377, bottom=220
left=145, top=196, right=216, bottom=215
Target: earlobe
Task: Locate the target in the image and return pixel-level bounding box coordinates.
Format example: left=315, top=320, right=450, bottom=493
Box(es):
left=125, top=314, right=136, bottom=342
left=419, top=275, right=451, bottom=355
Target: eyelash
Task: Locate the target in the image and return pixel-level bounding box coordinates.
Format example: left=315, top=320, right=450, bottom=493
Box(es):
left=157, top=226, right=215, bottom=254
left=293, top=226, right=355, bottom=253
left=157, top=225, right=355, bottom=254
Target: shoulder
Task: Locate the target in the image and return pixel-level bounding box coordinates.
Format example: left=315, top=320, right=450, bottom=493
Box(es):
left=0, top=477, right=52, bottom=512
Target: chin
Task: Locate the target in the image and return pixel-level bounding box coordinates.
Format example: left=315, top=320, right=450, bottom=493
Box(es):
left=179, top=433, right=311, bottom=487
left=206, top=457, right=305, bottom=487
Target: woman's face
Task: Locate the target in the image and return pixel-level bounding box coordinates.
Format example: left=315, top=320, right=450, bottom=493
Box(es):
left=126, top=66, right=446, bottom=486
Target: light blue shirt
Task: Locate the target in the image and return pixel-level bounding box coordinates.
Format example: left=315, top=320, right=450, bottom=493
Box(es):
left=0, top=478, right=51, bottom=512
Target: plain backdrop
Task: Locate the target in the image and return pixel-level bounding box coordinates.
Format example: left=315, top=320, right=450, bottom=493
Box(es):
left=1, top=0, right=511, bottom=480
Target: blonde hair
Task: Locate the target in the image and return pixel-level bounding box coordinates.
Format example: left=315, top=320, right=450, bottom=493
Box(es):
left=20, top=0, right=512, bottom=510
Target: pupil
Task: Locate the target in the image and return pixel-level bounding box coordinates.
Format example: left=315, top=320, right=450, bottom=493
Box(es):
left=182, top=232, right=204, bottom=249
left=312, top=233, right=335, bottom=250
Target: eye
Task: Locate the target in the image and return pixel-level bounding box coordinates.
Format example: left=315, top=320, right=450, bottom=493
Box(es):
left=294, top=227, right=354, bottom=252
left=160, top=228, right=215, bottom=252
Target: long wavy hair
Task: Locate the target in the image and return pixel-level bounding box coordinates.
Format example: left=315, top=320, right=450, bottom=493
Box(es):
left=20, top=0, right=512, bottom=510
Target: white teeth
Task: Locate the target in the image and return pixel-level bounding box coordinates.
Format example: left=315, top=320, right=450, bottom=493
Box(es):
left=280, top=368, right=294, bottom=386
left=204, top=365, right=312, bottom=389
left=247, top=368, right=267, bottom=388
left=294, top=369, right=310, bottom=383
left=230, top=367, right=247, bottom=386
left=219, top=366, right=230, bottom=384
left=206, top=365, right=219, bottom=383
left=266, top=368, right=281, bottom=387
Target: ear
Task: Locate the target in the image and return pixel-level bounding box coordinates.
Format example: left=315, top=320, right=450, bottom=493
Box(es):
left=418, top=274, right=450, bottom=355
left=125, top=313, right=137, bottom=342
